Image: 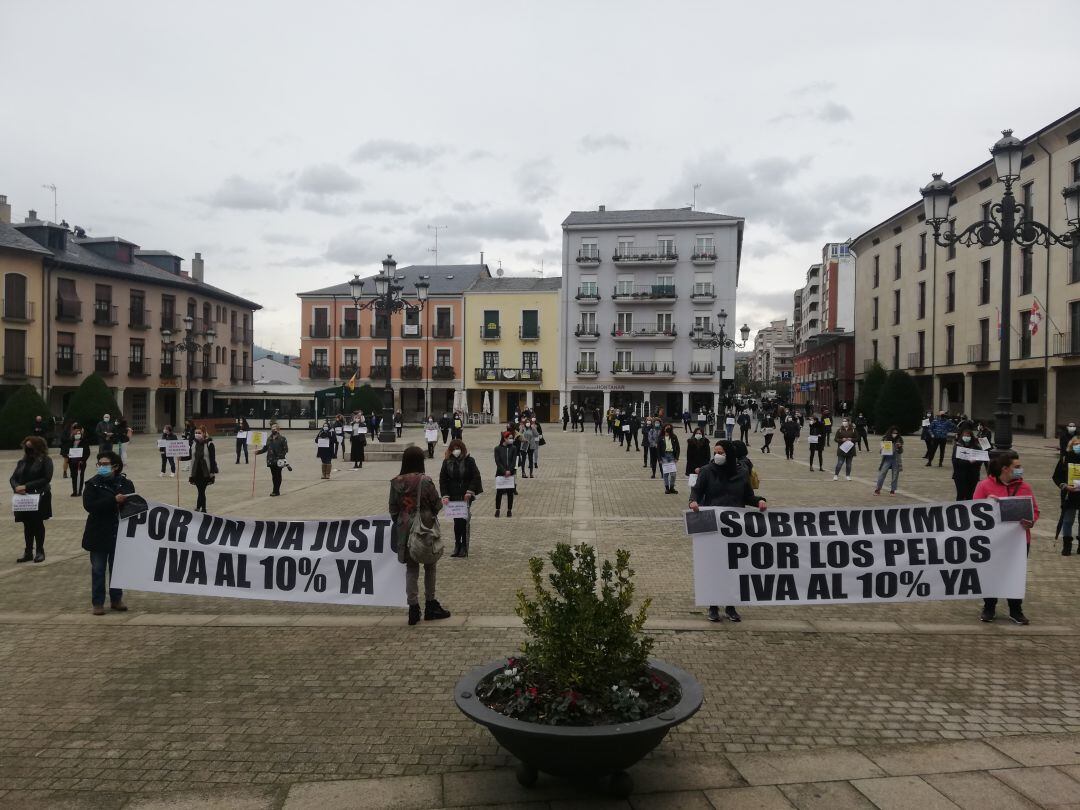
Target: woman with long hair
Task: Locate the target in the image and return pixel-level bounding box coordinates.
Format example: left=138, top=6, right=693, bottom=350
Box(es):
left=188, top=427, right=218, bottom=512
left=439, top=438, right=483, bottom=558
left=873, top=426, right=904, bottom=496
left=68, top=422, right=91, bottom=496
left=10, top=435, right=53, bottom=563
left=389, top=446, right=450, bottom=625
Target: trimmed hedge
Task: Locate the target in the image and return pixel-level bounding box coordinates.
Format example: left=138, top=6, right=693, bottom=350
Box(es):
left=64, top=373, right=122, bottom=436
left=0, top=384, right=52, bottom=450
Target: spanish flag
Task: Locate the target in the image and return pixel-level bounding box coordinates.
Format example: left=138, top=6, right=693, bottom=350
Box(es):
left=346, top=369, right=358, bottom=393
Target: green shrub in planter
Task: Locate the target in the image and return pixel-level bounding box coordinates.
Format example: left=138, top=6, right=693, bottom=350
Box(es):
left=65, top=373, right=122, bottom=435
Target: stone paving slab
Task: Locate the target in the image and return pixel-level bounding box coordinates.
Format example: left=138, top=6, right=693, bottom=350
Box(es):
left=849, top=775, right=961, bottom=810
left=922, top=771, right=1041, bottom=808
left=858, top=739, right=1020, bottom=776
left=986, top=733, right=1080, bottom=766
left=727, top=748, right=886, bottom=786
left=990, top=765, right=1080, bottom=807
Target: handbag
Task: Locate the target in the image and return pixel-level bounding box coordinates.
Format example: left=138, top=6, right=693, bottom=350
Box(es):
left=406, top=477, right=444, bottom=565
left=538, top=436, right=546, bottom=446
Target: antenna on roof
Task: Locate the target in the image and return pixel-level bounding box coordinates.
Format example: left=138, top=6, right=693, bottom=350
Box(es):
left=496, top=261, right=504, bottom=278
left=532, top=258, right=545, bottom=278
left=689, top=183, right=701, bottom=211
left=41, top=183, right=58, bottom=222
left=427, top=224, right=446, bottom=270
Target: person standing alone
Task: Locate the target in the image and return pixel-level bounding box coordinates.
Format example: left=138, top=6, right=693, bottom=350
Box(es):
left=10, top=436, right=53, bottom=563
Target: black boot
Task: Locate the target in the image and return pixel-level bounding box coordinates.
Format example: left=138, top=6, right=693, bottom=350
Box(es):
left=1063, top=538, right=1074, bottom=556
left=34, top=545, right=45, bottom=563
left=425, top=600, right=451, bottom=620
left=450, top=539, right=463, bottom=558
left=408, top=604, right=421, bottom=626
left=16, top=547, right=33, bottom=564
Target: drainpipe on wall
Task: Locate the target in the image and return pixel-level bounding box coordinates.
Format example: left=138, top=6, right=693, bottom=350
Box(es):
left=43, top=258, right=52, bottom=406
left=1035, top=135, right=1053, bottom=436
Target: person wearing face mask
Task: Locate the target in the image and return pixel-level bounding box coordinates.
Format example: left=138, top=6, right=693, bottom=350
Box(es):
left=158, top=425, right=178, bottom=478
left=315, top=422, right=335, bottom=479
left=493, top=432, right=517, bottom=517
left=737, top=409, right=751, bottom=444
left=95, top=413, right=116, bottom=454
left=1052, top=436, right=1080, bottom=555
left=833, top=418, right=858, bottom=481
left=81, top=450, right=136, bottom=615
left=951, top=422, right=984, bottom=500
left=759, top=412, right=776, bottom=454
left=780, top=415, right=800, bottom=460
left=806, top=416, right=825, bottom=471
left=658, top=423, right=681, bottom=494
left=689, top=439, right=767, bottom=622
left=67, top=422, right=91, bottom=496
left=234, top=416, right=251, bottom=464
left=181, top=419, right=196, bottom=473
left=10, top=436, right=54, bottom=563
left=350, top=413, right=367, bottom=469
left=532, top=419, right=544, bottom=467
left=439, top=439, right=483, bottom=558
left=641, top=417, right=657, bottom=474
left=1059, top=421, right=1078, bottom=456
left=188, top=429, right=218, bottom=512
left=926, top=411, right=954, bottom=467
left=255, top=424, right=289, bottom=496
left=685, top=427, right=710, bottom=477
left=873, top=426, right=904, bottom=495
left=855, top=412, right=870, bottom=452
left=520, top=420, right=539, bottom=478
left=438, top=412, right=451, bottom=444
left=974, top=450, right=1038, bottom=625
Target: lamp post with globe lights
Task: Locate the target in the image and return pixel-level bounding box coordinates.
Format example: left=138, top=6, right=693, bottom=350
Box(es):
left=693, top=308, right=751, bottom=437
left=161, top=314, right=216, bottom=426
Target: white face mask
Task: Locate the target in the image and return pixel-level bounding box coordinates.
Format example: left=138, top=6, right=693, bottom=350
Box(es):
left=1013, top=466, right=1024, bottom=478
left=694, top=433, right=702, bottom=439
left=713, top=453, right=726, bottom=465
left=451, top=449, right=461, bottom=458
left=1069, top=425, right=1077, bottom=434
left=961, top=435, right=972, bottom=443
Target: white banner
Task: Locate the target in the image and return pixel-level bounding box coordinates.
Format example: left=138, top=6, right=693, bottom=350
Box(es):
left=112, top=500, right=406, bottom=606
left=688, top=501, right=1028, bottom=606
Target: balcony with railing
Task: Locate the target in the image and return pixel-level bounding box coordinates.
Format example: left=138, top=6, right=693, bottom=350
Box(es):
left=2, top=299, right=34, bottom=322
left=160, top=361, right=180, bottom=379
left=201, top=363, right=218, bottom=381
left=308, top=362, right=331, bottom=379
left=574, top=324, right=600, bottom=340
left=128, top=308, right=152, bottom=329
left=339, top=364, right=360, bottom=380
left=128, top=356, right=151, bottom=377
left=519, top=326, right=540, bottom=341
left=612, top=245, right=678, bottom=266
left=309, top=323, right=331, bottom=339
left=576, top=248, right=601, bottom=265
left=401, top=364, right=423, bottom=380
left=611, top=284, right=677, bottom=303
left=611, top=361, right=676, bottom=376
left=690, top=284, right=716, bottom=301
left=339, top=322, right=360, bottom=339
left=575, top=362, right=599, bottom=376
left=243, top=328, right=254, bottom=344
left=1054, top=332, right=1080, bottom=357
left=55, top=352, right=81, bottom=376
left=474, top=367, right=543, bottom=383
left=691, top=250, right=718, bottom=265
left=432, top=365, right=455, bottom=380
left=907, top=352, right=926, bottom=370
left=688, top=326, right=716, bottom=340
left=94, top=354, right=118, bottom=376
left=432, top=324, right=455, bottom=339
left=2, top=356, right=32, bottom=379
left=968, top=343, right=992, bottom=365
left=160, top=313, right=180, bottom=333
left=370, top=325, right=391, bottom=339
left=575, top=287, right=601, bottom=304
left=56, top=298, right=82, bottom=322
left=689, top=362, right=715, bottom=376
left=480, top=325, right=501, bottom=340
left=401, top=324, right=422, bottom=339
left=369, top=365, right=390, bottom=380
left=611, top=323, right=677, bottom=341
left=93, top=303, right=119, bottom=326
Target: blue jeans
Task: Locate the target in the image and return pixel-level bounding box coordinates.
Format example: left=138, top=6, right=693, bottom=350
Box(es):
left=90, top=549, right=122, bottom=607
left=875, top=457, right=900, bottom=492
left=660, top=453, right=676, bottom=490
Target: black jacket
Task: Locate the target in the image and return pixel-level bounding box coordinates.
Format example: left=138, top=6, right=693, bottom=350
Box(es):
left=690, top=461, right=762, bottom=508
left=190, top=439, right=218, bottom=484
left=10, top=455, right=54, bottom=522
left=1060, top=429, right=1078, bottom=455
left=657, top=432, right=681, bottom=460
left=780, top=420, right=800, bottom=440
left=494, top=444, right=517, bottom=477
left=81, top=473, right=136, bottom=553
left=685, top=437, right=711, bottom=475
left=1052, top=454, right=1080, bottom=509
left=439, top=454, right=484, bottom=501
left=256, top=434, right=289, bottom=466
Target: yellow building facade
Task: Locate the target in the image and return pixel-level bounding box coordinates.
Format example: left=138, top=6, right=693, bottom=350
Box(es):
left=463, top=277, right=561, bottom=422
left=1, top=199, right=50, bottom=396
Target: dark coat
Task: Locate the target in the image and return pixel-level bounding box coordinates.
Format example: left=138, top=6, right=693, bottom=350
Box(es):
left=685, top=436, right=711, bottom=476
left=658, top=432, right=681, bottom=460
left=388, top=472, right=442, bottom=563
left=1052, top=454, right=1080, bottom=509
left=439, top=454, right=484, bottom=501
left=690, top=460, right=762, bottom=508
left=834, top=427, right=858, bottom=457
left=350, top=424, right=367, bottom=457
left=10, top=454, right=54, bottom=522
left=81, top=473, right=136, bottom=553
left=256, top=433, right=289, bottom=466
left=95, top=420, right=117, bottom=450
left=315, top=429, right=334, bottom=463
left=67, top=430, right=92, bottom=467
left=189, top=439, right=218, bottom=485
left=781, top=420, right=801, bottom=440
left=494, top=444, right=517, bottom=477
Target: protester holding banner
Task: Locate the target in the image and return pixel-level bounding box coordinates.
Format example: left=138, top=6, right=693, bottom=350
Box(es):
left=234, top=417, right=250, bottom=464
left=685, top=427, right=710, bottom=477
left=1052, top=437, right=1080, bottom=555
left=389, top=446, right=450, bottom=625
left=833, top=419, right=858, bottom=481
left=689, top=438, right=767, bottom=622
left=255, top=424, right=289, bottom=496
left=440, top=439, right=483, bottom=558
left=659, top=423, right=681, bottom=494
left=975, top=449, right=1037, bottom=624
left=493, top=432, right=517, bottom=517
left=315, top=423, right=335, bottom=479
left=350, top=416, right=367, bottom=468
left=873, top=427, right=904, bottom=495
left=952, top=422, right=985, bottom=501
left=82, top=450, right=135, bottom=615
left=10, top=435, right=53, bottom=563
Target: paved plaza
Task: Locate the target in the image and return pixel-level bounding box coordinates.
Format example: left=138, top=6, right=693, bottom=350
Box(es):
left=2, top=424, right=1080, bottom=808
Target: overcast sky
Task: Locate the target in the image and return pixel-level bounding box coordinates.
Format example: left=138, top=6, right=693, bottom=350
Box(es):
left=2, top=0, right=1076, bottom=353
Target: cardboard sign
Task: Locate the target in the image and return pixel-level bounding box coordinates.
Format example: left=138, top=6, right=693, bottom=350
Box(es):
left=881, top=441, right=893, bottom=456
left=316, top=438, right=330, bottom=448
left=165, top=439, right=190, bottom=458
left=156, top=439, right=167, bottom=449
left=956, top=446, right=990, bottom=463
left=688, top=473, right=699, bottom=489
left=335, top=428, right=344, bottom=435
left=808, top=435, right=819, bottom=445
left=839, top=440, right=855, bottom=454
left=358, top=426, right=368, bottom=434
left=69, top=447, right=84, bottom=459
left=236, top=431, right=248, bottom=440
left=495, top=475, right=515, bottom=490
left=425, top=429, right=438, bottom=442
left=978, top=437, right=991, bottom=450
left=443, top=501, right=469, bottom=519
left=1069, top=463, right=1080, bottom=488
left=922, top=419, right=931, bottom=427
left=661, top=461, right=678, bottom=475
left=247, top=431, right=266, bottom=448
left=622, top=424, right=630, bottom=432
left=11, top=493, right=40, bottom=512
left=726, top=417, right=735, bottom=425
left=824, top=418, right=832, bottom=427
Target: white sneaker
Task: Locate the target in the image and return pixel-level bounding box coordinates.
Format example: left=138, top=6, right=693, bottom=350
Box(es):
left=845, top=475, right=852, bottom=481
left=169, top=472, right=176, bottom=478
left=833, top=474, right=839, bottom=481
left=158, top=472, right=164, bottom=478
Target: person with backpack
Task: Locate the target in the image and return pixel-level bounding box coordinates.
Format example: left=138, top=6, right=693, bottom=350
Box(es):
left=389, top=445, right=450, bottom=626
left=439, top=438, right=483, bottom=558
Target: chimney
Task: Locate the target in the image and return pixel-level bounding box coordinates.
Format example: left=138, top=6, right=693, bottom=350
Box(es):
left=192, top=252, right=204, bottom=283
left=27, top=209, right=38, bottom=222
left=0, top=195, right=9, bottom=224
left=599, top=204, right=606, bottom=212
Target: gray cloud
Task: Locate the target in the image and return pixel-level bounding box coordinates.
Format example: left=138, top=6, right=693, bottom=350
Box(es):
left=294, top=163, right=363, bottom=194
left=351, top=139, right=447, bottom=166
left=514, top=158, right=556, bottom=203
left=357, top=199, right=412, bottom=215
left=324, top=227, right=382, bottom=266
left=423, top=208, right=548, bottom=242
left=206, top=175, right=285, bottom=211
left=300, top=195, right=354, bottom=216
left=818, top=101, right=853, bottom=123
left=579, top=133, right=630, bottom=153
left=269, top=255, right=326, bottom=268
left=263, top=232, right=312, bottom=246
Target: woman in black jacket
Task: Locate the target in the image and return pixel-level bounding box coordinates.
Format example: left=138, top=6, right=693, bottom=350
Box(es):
left=759, top=413, right=776, bottom=454
left=685, top=427, right=710, bottom=476
left=82, top=450, right=136, bottom=615
left=10, top=436, right=53, bottom=563
left=439, top=438, right=484, bottom=557
left=350, top=416, right=367, bottom=468
left=1052, top=435, right=1080, bottom=555
left=807, top=416, right=824, bottom=471
left=235, top=417, right=251, bottom=464
left=951, top=421, right=983, bottom=501
left=658, top=423, right=681, bottom=494
left=68, top=422, right=91, bottom=496
left=780, top=416, right=800, bottom=460
left=189, top=428, right=218, bottom=512
left=493, top=432, right=517, bottom=517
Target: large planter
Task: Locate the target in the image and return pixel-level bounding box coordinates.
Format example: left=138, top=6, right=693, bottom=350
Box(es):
left=454, top=658, right=703, bottom=796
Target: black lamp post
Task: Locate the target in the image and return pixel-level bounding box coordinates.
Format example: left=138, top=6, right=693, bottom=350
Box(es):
left=693, top=308, right=751, bottom=437
left=161, top=314, right=216, bottom=426
left=348, top=254, right=429, bottom=443
left=920, top=131, right=1080, bottom=451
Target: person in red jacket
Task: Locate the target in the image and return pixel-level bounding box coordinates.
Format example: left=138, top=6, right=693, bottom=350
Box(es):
left=973, top=449, right=1038, bottom=625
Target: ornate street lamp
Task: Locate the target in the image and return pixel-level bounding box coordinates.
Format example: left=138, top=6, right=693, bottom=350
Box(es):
left=693, top=307, right=751, bottom=437
left=348, top=255, right=429, bottom=442
left=920, top=130, right=1080, bottom=451
left=161, top=315, right=216, bottom=426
